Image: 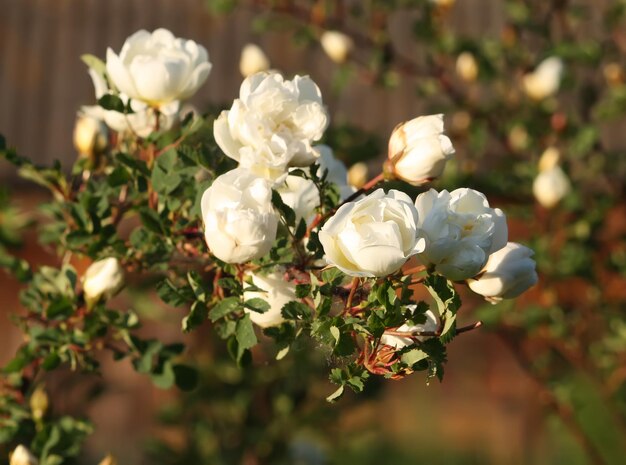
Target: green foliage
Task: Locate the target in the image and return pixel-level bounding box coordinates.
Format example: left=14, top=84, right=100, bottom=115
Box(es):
left=2, top=0, right=626, bottom=462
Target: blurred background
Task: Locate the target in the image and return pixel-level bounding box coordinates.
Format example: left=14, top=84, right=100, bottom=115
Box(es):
left=1, top=0, right=626, bottom=464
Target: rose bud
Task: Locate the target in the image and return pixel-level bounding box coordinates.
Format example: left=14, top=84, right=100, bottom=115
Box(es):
left=533, top=165, right=570, bottom=208
left=98, top=455, right=118, bottom=465
left=10, top=446, right=38, bottom=465
left=456, top=52, right=478, bottom=82
left=347, top=162, right=368, bottom=189
left=239, top=43, right=270, bottom=77
left=533, top=147, right=570, bottom=208
left=522, top=56, right=563, bottom=101
left=29, top=385, right=49, bottom=422
left=73, top=115, right=108, bottom=157
left=387, top=114, right=455, bottom=185
left=320, top=31, right=354, bottom=64
left=83, top=257, right=124, bottom=308
left=468, top=242, right=538, bottom=303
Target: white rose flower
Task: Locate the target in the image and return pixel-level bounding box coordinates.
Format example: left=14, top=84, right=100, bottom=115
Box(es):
left=468, top=242, right=538, bottom=303
left=214, top=72, right=329, bottom=180
left=387, top=114, right=455, bottom=185
left=106, top=28, right=211, bottom=106
left=533, top=165, right=570, bottom=208
left=73, top=115, right=108, bottom=157
left=200, top=168, right=278, bottom=263
left=319, top=189, right=425, bottom=277
left=415, top=188, right=508, bottom=281
left=10, top=446, right=38, bottom=465
left=82, top=68, right=180, bottom=137
left=532, top=147, right=570, bottom=208
left=239, top=43, right=270, bottom=77
left=243, top=268, right=297, bottom=328
left=380, top=308, right=439, bottom=349
left=456, top=52, right=478, bottom=82
left=347, top=162, right=368, bottom=189
left=320, top=31, right=354, bottom=64
left=83, top=257, right=124, bottom=307
left=523, top=56, right=563, bottom=101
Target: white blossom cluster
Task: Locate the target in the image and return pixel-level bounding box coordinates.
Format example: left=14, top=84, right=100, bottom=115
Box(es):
left=76, top=29, right=537, bottom=343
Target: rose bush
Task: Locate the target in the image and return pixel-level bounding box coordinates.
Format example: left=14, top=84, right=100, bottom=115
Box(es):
left=0, top=19, right=544, bottom=464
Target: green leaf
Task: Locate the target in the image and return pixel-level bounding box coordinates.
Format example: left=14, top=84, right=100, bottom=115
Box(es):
left=42, top=352, right=62, bottom=371
left=295, top=283, right=312, bottom=298
left=244, top=297, right=270, bottom=313
left=208, top=297, right=241, bottom=322
left=182, top=301, right=208, bottom=332
left=425, top=274, right=461, bottom=340
left=187, top=271, right=210, bottom=303
left=151, top=360, right=175, bottom=389
left=173, top=364, right=199, bottom=391
left=46, top=297, right=74, bottom=320
left=235, top=314, right=257, bottom=360
left=281, top=301, right=312, bottom=321
left=138, top=207, right=164, bottom=234
left=151, top=150, right=182, bottom=195
left=322, top=267, right=344, bottom=286
left=401, top=348, right=428, bottom=366
left=271, top=189, right=296, bottom=226
left=97, top=94, right=125, bottom=113
left=157, top=278, right=194, bottom=307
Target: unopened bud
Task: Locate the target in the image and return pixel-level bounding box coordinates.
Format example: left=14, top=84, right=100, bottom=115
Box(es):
left=10, top=446, right=38, bottom=465
left=456, top=52, right=478, bottom=82
left=603, top=62, right=623, bottom=87
left=239, top=44, right=270, bottom=78
left=522, top=57, right=563, bottom=101
left=387, top=114, right=455, bottom=185
left=347, top=162, right=368, bottom=189
left=29, top=385, right=49, bottom=422
left=533, top=163, right=570, bottom=209
left=430, top=0, right=455, bottom=8
left=538, top=147, right=560, bottom=172
left=98, top=454, right=118, bottom=465
left=451, top=111, right=471, bottom=134
left=320, top=31, right=353, bottom=64
left=73, top=115, right=108, bottom=157
left=508, top=125, right=528, bottom=152
left=83, top=257, right=124, bottom=308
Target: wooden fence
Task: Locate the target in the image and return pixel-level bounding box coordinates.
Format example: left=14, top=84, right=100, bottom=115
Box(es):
left=0, top=0, right=508, bottom=179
